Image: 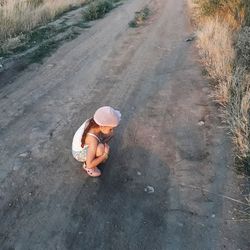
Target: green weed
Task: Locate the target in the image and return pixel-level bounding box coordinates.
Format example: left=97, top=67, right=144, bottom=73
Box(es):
left=129, top=6, right=151, bottom=28
left=82, top=0, right=114, bottom=21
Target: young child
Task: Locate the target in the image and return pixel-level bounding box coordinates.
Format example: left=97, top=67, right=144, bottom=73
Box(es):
left=72, top=106, right=121, bottom=177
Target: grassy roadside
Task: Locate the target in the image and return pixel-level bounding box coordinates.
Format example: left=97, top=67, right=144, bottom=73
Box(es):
left=0, top=0, right=123, bottom=71
left=0, top=0, right=87, bottom=49
left=190, top=0, right=250, bottom=173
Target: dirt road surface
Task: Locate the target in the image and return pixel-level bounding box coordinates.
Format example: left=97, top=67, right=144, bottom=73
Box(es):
left=0, top=0, right=249, bottom=249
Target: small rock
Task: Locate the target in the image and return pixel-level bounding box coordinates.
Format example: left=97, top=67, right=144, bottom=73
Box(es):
left=19, top=152, right=29, bottom=157
left=185, top=34, right=196, bottom=42
left=198, top=120, right=205, bottom=126
left=0, top=64, right=3, bottom=68
left=186, top=37, right=194, bottom=42
left=78, top=232, right=83, bottom=235
left=144, top=185, right=154, bottom=194
left=13, top=165, right=20, bottom=171
left=8, top=203, right=12, bottom=207
left=47, top=64, right=55, bottom=68
left=211, top=214, right=216, bottom=218
left=137, top=171, right=142, bottom=176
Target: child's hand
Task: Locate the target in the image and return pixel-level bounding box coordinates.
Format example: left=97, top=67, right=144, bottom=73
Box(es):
left=104, top=143, right=110, bottom=154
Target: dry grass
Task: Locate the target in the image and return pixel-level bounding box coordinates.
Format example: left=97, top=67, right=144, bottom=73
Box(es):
left=228, top=68, right=250, bottom=159
left=196, top=18, right=234, bottom=105
left=193, top=0, right=250, bottom=166
left=194, top=0, right=246, bottom=29
left=0, top=0, right=86, bottom=45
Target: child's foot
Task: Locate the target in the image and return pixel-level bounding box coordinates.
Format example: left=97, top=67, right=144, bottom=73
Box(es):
left=83, top=163, right=101, bottom=177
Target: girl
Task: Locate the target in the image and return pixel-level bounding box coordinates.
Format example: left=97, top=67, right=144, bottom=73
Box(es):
left=72, top=106, right=121, bottom=177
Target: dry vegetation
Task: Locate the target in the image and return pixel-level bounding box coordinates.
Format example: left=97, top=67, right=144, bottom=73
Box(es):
left=128, top=6, right=151, bottom=28
left=82, top=0, right=120, bottom=21
left=191, top=0, right=250, bottom=170
left=0, top=0, right=86, bottom=47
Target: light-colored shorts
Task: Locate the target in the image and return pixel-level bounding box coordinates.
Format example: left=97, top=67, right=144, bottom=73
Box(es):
left=72, top=145, right=88, bottom=162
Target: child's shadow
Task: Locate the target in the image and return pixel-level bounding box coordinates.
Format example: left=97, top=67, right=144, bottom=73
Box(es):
left=99, top=145, right=170, bottom=191
left=66, top=146, right=171, bottom=250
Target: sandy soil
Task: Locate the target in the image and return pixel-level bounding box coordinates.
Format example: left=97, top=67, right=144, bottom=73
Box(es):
left=0, top=0, right=249, bottom=249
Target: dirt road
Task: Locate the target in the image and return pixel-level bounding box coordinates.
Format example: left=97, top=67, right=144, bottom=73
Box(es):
left=0, top=0, right=249, bottom=249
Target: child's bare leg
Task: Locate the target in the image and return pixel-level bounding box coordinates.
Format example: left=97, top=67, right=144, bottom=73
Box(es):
left=82, top=144, right=105, bottom=177
left=96, top=143, right=105, bottom=157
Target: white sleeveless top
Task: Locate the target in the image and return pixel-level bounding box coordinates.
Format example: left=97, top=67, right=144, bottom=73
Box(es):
left=72, top=118, right=90, bottom=152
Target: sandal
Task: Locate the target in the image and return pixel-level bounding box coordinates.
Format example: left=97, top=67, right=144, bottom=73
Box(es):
left=82, top=163, right=101, bottom=177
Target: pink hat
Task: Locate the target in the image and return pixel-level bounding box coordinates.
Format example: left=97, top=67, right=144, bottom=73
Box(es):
left=93, top=106, right=121, bottom=127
